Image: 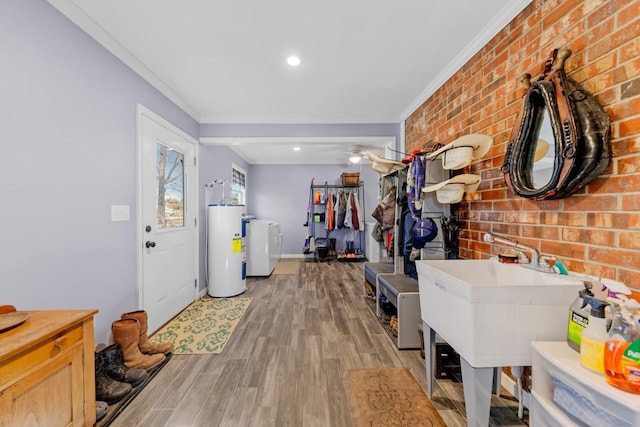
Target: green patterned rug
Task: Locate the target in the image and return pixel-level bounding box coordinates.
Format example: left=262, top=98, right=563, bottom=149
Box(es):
left=149, top=297, right=251, bottom=354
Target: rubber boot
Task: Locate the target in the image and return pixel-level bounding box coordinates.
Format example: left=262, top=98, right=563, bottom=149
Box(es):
left=111, top=318, right=165, bottom=370
left=102, top=344, right=149, bottom=387
left=95, top=352, right=132, bottom=404
left=121, top=310, right=173, bottom=355
left=96, top=401, right=109, bottom=421
left=329, top=238, right=337, bottom=257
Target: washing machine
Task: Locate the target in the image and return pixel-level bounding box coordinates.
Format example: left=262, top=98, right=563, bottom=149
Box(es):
left=246, top=220, right=281, bottom=276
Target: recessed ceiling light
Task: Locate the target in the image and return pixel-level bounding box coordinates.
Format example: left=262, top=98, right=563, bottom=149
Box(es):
left=287, top=56, right=301, bottom=67
left=293, top=146, right=301, bottom=151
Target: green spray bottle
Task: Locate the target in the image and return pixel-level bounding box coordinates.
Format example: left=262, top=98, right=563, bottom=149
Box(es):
left=567, top=281, right=594, bottom=352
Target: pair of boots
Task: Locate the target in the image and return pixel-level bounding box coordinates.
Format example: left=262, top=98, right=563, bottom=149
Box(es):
left=111, top=310, right=173, bottom=371
left=95, top=345, right=148, bottom=404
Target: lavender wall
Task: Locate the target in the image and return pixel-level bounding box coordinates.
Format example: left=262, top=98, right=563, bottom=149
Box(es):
left=248, top=164, right=381, bottom=255
left=0, top=0, right=198, bottom=345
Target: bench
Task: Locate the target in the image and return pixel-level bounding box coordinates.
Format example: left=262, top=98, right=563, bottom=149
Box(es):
left=362, top=261, right=394, bottom=295
left=376, top=273, right=422, bottom=349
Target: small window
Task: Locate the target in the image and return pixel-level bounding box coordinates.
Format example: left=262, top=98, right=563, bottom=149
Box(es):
left=156, top=144, right=185, bottom=229
left=231, top=164, right=246, bottom=205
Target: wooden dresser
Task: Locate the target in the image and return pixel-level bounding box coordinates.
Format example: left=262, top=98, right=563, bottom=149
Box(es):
left=0, top=310, right=98, bottom=427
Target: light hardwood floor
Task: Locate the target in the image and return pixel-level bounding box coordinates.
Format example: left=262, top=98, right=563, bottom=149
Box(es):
left=110, top=260, right=528, bottom=426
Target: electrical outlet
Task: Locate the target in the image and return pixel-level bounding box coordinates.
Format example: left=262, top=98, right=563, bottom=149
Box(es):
left=111, top=205, right=130, bottom=222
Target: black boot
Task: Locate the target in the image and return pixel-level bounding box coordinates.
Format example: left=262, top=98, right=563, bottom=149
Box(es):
left=101, top=344, right=149, bottom=387
left=95, top=353, right=132, bottom=404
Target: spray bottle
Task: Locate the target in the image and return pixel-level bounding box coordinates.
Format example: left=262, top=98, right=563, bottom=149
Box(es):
left=579, top=295, right=610, bottom=374
left=567, top=281, right=594, bottom=352
left=604, top=297, right=640, bottom=394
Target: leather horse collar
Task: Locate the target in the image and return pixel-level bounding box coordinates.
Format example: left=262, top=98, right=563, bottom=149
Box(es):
left=503, top=48, right=611, bottom=200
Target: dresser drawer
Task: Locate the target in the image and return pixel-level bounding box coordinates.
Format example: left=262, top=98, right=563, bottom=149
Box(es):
left=0, top=323, right=84, bottom=389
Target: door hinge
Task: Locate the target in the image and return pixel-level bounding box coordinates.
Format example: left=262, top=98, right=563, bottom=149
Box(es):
left=195, top=218, right=197, bottom=227
left=194, top=157, right=197, bottom=166
left=194, top=279, right=198, bottom=288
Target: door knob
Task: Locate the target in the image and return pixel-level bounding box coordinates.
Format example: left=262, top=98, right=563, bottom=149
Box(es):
left=145, top=241, right=156, bottom=248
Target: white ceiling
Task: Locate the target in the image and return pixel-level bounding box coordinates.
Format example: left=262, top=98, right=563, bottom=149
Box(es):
left=48, top=0, right=531, bottom=164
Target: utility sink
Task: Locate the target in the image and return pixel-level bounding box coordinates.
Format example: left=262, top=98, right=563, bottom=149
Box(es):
left=415, top=258, right=584, bottom=426
left=416, top=258, right=583, bottom=366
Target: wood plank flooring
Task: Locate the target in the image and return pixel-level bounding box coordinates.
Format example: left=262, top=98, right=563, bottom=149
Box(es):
left=110, top=260, right=528, bottom=426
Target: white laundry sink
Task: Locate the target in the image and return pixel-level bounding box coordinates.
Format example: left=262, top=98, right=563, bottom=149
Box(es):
left=416, top=258, right=584, bottom=426
left=416, top=258, right=582, bottom=367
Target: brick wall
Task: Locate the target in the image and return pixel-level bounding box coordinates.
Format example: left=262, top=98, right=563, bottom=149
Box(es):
left=405, top=0, right=640, bottom=289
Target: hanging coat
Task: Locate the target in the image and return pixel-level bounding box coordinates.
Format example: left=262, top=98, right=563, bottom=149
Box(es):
left=326, top=192, right=335, bottom=231
left=337, top=191, right=347, bottom=228
left=350, top=191, right=360, bottom=230
left=344, top=192, right=353, bottom=229
left=355, top=191, right=364, bottom=231
left=407, top=155, right=425, bottom=219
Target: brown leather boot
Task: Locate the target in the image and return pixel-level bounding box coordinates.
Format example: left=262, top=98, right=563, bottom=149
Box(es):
left=111, top=318, right=165, bottom=370
left=121, top=310, right=173, bottom=355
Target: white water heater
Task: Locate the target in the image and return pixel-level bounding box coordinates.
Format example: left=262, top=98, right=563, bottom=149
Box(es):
left=207, top=205, right=247, bottom=297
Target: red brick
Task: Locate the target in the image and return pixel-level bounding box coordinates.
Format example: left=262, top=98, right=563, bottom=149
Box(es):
left=606, top=98, right=640, bottom=122
left=618, top=0, right=640, bottom=27
left=620, top=231, right=640, bottom=250
left=619, top=269, right=640, bottom=291
left=587, top=212, right=640, bottom=229
left=542, top=0, right=581, bottom=27
left=591, top=174, right=640, bottom=193
left=589, top=247, right=640, bottom=266
left=562, top=227, right=616, bottom=246
left=478, top=211, right=504, bottom=222
left=540, top=240, right=587, bottom=259
left=522, top=224, right=561, bottom=240
left=504, top=211, right=539, bottom=224
left=563, top=195, right=618, bottom=211
left=522, top=198, right=562, bottom=211
left=493, top=199, right=523, bottom=212
left=569, top=259, right=617, bottom=279
left=621, top=193, right=640, bottom=210
left=618, top=155, right=640, bottom=174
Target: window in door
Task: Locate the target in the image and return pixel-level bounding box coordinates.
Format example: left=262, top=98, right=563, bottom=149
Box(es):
left=156, top=144, right=185, bottom=228
left=231, top=164, right=246, bottom=206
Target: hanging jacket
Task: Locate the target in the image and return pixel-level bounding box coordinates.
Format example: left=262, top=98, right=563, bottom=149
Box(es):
left=337, top=191, right=347, bottom=228
left=344, top=192, right=353, bottom=229
left=407, top=155, right=425, bottom=219
left=326, top=192, right=335, bottom=231
left=353, top=191, right=363, bottom=231
left=350, top=192, right=360, bottom=230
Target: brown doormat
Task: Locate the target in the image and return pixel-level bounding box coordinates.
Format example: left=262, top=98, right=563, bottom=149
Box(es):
left=343, top=368, right=446, bottom=427
left=272, top=260, right=300, bottom=275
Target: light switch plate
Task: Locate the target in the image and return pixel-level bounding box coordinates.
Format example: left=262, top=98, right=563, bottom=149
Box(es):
left=111, top=205, right=130, bottom=222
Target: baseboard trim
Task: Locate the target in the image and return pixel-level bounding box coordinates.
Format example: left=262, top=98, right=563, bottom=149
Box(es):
left=282, top=254, right=309, bottom=259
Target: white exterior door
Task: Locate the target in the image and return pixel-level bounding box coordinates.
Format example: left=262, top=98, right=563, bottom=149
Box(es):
left=137, top=105, right=198, bottom=334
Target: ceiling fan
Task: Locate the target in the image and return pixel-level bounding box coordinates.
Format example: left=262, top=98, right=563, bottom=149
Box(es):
left=344, top=144, right=385, bottom=165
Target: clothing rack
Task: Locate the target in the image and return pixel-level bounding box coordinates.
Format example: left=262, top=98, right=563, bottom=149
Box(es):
left=308, top=181, right=366, bottom=261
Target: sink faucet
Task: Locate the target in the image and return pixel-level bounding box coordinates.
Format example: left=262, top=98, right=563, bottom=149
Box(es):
left=483, top=232, right=556, bottom=273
